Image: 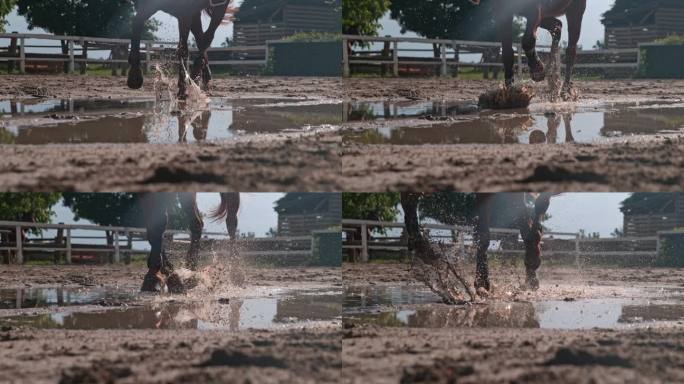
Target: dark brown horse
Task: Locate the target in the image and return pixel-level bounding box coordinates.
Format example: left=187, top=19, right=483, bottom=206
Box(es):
left=471, top=0, right=586, bottom=98
left=401, top=192, right=553, bottom=291
left=127, top=0, right=235, bottom=98
left=140, top=192, right=240, bottom=292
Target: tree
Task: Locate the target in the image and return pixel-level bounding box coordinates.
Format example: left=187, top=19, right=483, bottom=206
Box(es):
left=0, top=0, right=14, bottom=33
left=342, top=193, right=400, bottom=222
left=611, top=227, right=624, bottom=238
left=0, top=193, right=61, bottom=234
left=342, top=0, right=389, bottom=36
left=61, top=193, right=191, bottom=244
left=620, top=193, right=682, bottom=215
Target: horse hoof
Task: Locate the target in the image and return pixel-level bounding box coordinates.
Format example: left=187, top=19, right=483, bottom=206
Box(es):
left=141, top=271, right=162, bottom=292
left=525, top=276, right=540, bottom=290
left=127, top=67, right=144, bottom=89
left=561, top=85, right=579, bottom=101
left=531, top=70, right=546, bottom=82
left=166, top=272, right=186, bottom=294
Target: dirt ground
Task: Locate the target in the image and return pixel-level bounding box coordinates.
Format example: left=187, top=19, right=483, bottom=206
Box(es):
left=0, top=75, right=342, bottom=192
left=341, top=78, right=684, bottom=192
left=342, top=262, right=684, bottom=383
left=0, top=265, right=341, bottom=383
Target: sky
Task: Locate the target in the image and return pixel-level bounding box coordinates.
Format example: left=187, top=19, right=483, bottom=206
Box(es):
left=5, top=0, right=612, bottom=49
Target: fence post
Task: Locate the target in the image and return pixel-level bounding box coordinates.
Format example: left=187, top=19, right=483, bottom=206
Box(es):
left=392, top=40, right=399, bottom=77
left=114, top=231, right=120, bottom=263
left=145, top=42, right=152, bottom=74
left=15, top=225, right=23, bottom=264
left=342, top=38, right=349, bottom=77
left=656, top=232, right=661, bottom=256
left=66, top=228, right=72, bottom=264
left=68, top=40, right=75, bottom=74
left=574, top=235, right=581, bottom=269
left=440, top=44, right=447, bottom=77
left=19, top=38, right=26, bottom=74
left=516, top=43, right=523, bottom=78
left=360, top=223, right=369, bottom=263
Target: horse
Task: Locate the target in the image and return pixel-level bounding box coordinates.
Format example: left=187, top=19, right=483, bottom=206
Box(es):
left=140, top=192, right=240, bottom=292
left=469, top=0, right=586, bottom=99
left=400, top=192, right=553, bottom=291
left=127, top=0, right=235, bottom=99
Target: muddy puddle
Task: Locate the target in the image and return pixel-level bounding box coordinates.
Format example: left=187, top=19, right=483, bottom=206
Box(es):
left=0, top=288, right=342, bottom=330
left=343, top=100, right=684, bottom=145
left=344, top=286, right=684, bottom=330
left=0, top=98, right=342, bottom=144
left=0, top=287, right=136, bottom=309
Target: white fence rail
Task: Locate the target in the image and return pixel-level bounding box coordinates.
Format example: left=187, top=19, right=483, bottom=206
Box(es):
left=0, top=220, right=315, bottom=264
left=0, top=33, right=267, bottom=74
left=342, top=34, right=640, bottom=78
left=342, top=219, right=679, bottom=264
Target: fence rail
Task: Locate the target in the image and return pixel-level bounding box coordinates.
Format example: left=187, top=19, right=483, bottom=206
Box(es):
left=0, top=220, right=320, bottom=265
left=342, top=34, right=641, bottom=78
left=0, top=33, right=267, bottom=74
left=342, top=219, right=680, bottom=264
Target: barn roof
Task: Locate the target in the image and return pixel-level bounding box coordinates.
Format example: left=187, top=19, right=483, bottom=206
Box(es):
left=275, top=193, right=337, bottom=215
left=620, top=193, right=682, bottom=215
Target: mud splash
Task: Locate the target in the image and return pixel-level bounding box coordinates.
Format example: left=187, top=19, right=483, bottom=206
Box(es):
left=344, top=285, right=684, bottom=330
left=344, top=101, right=684, bottom=145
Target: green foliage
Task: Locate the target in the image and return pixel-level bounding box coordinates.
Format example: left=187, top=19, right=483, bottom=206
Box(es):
left=658, top=232, right=684, bottom=267
left=0, top=0, right=15, bottom=33
left=342, top=0, right=389, bottom=35
left=0, top=193, right=61, bottom=233
left=654, top=34, right=684, bottom=45
left=283, top=31, right=342, bottom=42
left=61, top=193, right=190, bottom=230
left=419, top=193, right=476, bottom=225
left=342, top=193, right=400, bottom=222
left=16, top=0, right=158, bottom=38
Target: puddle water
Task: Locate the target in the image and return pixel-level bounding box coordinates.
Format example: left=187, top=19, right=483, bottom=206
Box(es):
left=0, top=288, right=341, bottom=330
left=344, top=286, right=684, bottom=330
left=0, top=287, right=135, bottom=309
left=344, top=101, right=684, bottom=145
left=0, top=98, right=342, bottom=144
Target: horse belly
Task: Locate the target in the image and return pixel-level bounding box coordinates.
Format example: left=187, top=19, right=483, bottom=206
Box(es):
left=542, top=0, right=573, bottom=17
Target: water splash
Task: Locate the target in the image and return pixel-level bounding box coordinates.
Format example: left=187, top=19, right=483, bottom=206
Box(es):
left=546, top=47, right=563, bottom=102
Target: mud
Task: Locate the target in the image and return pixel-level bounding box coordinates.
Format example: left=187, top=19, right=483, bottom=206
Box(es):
left=342, top=262, right=684, bottom=383
left=0, top=264, right=342, bottom=383
left=341, top=79, right=684, bottom=191
left=0, top=76, right=342, bottom=191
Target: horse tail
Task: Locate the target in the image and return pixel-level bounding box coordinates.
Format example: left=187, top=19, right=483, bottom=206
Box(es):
left=209, top=193, right=240, bottom=221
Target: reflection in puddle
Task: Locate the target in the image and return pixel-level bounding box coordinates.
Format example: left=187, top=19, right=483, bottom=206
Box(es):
left=343, top=286, right=684, bottom=330
left=0, top=287, right=135, bottom=309
left=0, top=290, right=342, bottom=330
left=0, top=98, right=342, bottom=144
left=344, top=101, right=684, bottom=145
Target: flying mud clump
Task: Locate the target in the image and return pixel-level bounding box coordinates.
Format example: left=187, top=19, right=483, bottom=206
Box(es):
left=478, top=83, right=536, bottom=110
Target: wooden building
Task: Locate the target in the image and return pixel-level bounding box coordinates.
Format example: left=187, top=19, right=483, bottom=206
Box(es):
left=621, top=193, right=684, bottom=237
left=233, top=0, right=341, bottom=46
left=602, top=0, right=684, bottom=48
left=275, top=193, right=341, bottom=236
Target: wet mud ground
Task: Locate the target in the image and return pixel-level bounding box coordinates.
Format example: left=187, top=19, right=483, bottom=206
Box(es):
left=0, top=265, right=342, bottom=383
left=0, top=76, right=342, bottom=192
left=342, top=262, right=684, bottom=383
left=341, top=78, right=684, bottom=192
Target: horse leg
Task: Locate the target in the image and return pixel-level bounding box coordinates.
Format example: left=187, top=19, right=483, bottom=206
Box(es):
left=518, top=193, right=552, bottom=289
left=521, top=8, right=545, bottom=82
left=178, top=192, right=204, bottom=271
left=141, top=193, right=172, bottom=292
left=473, top=194, right=491, bottom=291
left=221, top=193, right=240, bottom=242
left=496, top=11, right=515, bottom=86
left=127, top=5, right=155, bottom=89
left=198, top=7, right=227, bottom=89
left=563, top=113, right=575, bottom=142
left=176, top=18, right=192, bottom=100
left=190, top=14, right=205, bottom=85
left=562, top=0, right=587, bottom=100
left=400, top=193, right=435, bottom=262
left=540, top=17, right=563, bottom=53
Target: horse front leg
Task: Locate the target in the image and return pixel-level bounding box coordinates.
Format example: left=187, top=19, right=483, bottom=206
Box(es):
left=496, top=11, right=515, bottom=86
left=473, top=194, right=491, bottom=291
left=178, top=192, right=204, bottom=271
left=177, top=19, right=192, bottom=100
left=518, top=193, right=552, bottom=290
left=198, top=7, right=227, bottom=89
left=562, top=0, right=587, bottom=100
left=400, top=193, right=436, bottom=262
left=127, top=9, right=153, bottom=89
left=141, top=193, right=172, bottom=292
left=521, top=8, right=545, bottom=82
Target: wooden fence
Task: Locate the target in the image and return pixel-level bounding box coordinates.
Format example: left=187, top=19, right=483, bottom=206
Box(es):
left=0, top=33, right=267, bottom=74
left=342, top=35, right=641, bottom=78
left=342, top=219, right=683, bottom=265
left=0, top=220, right=323, bottom=265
